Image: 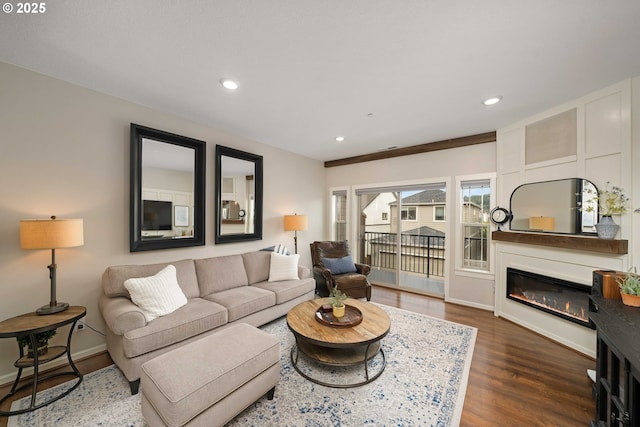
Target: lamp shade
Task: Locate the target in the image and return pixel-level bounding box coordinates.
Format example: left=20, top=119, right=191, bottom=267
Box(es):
left=20, top=218, right=84, bottom=249
left=529, top=216, right=555, bottom=231
left=284, top=214, right=308, bottom=232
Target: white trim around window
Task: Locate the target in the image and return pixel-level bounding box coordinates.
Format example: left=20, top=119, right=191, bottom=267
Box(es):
left=454, top=173, right=496, bottom=279
left=400, top=206, right=417, bottom=221
left=329, top=186, right=349, bottom=241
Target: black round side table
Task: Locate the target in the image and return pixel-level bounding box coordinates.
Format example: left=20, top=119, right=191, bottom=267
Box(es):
left=0, top=306, right=86, bottom=416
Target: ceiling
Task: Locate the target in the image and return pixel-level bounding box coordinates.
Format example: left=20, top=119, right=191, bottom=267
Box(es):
left=2, top=1, right=639, bottom=162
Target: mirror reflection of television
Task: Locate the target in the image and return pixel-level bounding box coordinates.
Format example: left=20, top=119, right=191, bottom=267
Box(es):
left=142, top=200, right=172, bottom=231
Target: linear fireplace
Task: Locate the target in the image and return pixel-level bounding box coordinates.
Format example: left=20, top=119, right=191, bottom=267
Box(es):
left=506, top=267, right=594, bottom=329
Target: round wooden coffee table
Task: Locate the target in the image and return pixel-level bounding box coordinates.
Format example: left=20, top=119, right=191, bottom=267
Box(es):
left=286, top=298, right=390, bottom=388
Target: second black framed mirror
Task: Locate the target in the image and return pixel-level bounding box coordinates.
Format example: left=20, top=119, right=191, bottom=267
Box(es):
left=215, top=145, right=263, bottom=244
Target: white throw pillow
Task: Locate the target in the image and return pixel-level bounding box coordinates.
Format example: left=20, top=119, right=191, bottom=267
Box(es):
left=268, top=252, right=300, bottom=282
left=124, top=265, right=188, bottom=322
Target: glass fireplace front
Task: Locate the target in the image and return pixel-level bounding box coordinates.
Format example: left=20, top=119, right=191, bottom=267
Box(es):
left=506, top=267, right=594, bottom=329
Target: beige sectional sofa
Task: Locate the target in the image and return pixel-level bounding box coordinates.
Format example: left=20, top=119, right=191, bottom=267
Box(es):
left=99, top=250, right=315, bottom=394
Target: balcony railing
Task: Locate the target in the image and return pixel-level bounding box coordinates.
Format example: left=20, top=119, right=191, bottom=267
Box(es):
left=362, top=232, right=446, bottom=277
left=463, top=236, right=489, bottom=269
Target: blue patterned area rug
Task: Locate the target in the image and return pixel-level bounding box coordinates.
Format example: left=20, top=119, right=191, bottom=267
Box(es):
left=9, top=304, right=476, bottom=427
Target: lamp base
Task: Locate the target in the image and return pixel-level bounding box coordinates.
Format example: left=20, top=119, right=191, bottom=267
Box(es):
left=36, top=302, right=69, bottom=315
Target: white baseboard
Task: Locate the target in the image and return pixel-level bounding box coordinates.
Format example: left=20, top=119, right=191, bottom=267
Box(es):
left=445, top=297, right=494, bottom=312
left=0, top=344, right=107, bottom=387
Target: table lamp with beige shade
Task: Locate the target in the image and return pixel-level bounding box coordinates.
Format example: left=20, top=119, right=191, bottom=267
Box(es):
left=20, top=216, right=84, bottom=315
left=529, top=216, right=555, bottom=232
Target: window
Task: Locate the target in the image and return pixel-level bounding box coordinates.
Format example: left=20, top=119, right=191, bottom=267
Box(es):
left=332, top=189, right=347, bottom=240
left=434, top=206, right=445, bottom=221
left=460, top=179, right=491, bottom=271
left=382, top=212, right=388, bottom=221
left=401, top=206, right=416, bottom=220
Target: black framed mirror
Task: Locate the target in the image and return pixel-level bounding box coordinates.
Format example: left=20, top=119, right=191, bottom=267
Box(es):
left=215, top=145, right=263, bottom=244
left=130, top=123, right=206, bottom=251
left=509, top=178, right=598, bottom=235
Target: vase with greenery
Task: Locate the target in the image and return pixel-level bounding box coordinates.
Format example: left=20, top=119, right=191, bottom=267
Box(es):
left=329, top=286, right=348, bottom=318
left=616, top=268, right=640, bottom=307
left=16, top=330, right=56, bottom=358
left=584, top=182, right=629, bottom=239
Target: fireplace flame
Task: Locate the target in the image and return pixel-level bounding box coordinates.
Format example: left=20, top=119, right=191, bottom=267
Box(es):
left=508, top=291, right=589, bottom=324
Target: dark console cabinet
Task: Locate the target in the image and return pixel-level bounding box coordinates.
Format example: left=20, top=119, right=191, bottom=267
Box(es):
left=589, top=294, right=640, bottom=426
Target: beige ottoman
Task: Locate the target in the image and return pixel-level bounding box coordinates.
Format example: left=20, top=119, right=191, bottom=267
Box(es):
left=140, top=323, right=280, bottom=427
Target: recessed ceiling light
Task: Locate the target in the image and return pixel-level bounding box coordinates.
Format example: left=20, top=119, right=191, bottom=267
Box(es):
left=335, top=136, right=345, bottom=142
left=483, top=96, right=502, bottom=106
left=220, top=79, right=239, bottom=90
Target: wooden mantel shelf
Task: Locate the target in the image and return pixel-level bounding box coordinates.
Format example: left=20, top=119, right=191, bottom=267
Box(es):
left=492, top=231, right=628, bottom=255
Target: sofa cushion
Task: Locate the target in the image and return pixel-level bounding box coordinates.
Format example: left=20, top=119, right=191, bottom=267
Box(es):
left=268, top=252, right=300, bottom=282
left=204, top=287, right=275, bottom=322
left=124, top=265, right=188, bottom=322
left=260, top=243, right=290, bottom=255
left=122, top=298, right=228, bottom=358
left=241, top=250, right=271, bottom=284
left=321, top=255, right=357, bottom=275
left=102, top=259, right=200, bottom=299
left=252, top=277, right=316, bottom=305
left=195, top=255, right=249, bottom=295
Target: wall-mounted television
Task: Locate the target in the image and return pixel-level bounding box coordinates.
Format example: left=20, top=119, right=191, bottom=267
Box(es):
left=142, top=200, right=172, bottom=231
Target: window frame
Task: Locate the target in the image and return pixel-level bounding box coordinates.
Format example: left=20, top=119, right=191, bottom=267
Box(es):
left=400, top=206, right=417, bottom=221
left=454, top=173, right=496, bottom=278
left=330, top=186, right=349, bottom=241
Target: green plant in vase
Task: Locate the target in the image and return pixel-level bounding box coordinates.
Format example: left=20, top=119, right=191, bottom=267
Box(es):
left=616, top=267, right=640, bottom=307
left=329, top=286, right=348, bottom=318
left=584, top=182, right=629, bottom=239
left=16, top=330, right=56, bottom=358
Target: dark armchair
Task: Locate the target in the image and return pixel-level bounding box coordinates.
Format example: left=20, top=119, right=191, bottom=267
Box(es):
left=310, top=240, right=372, bottom=301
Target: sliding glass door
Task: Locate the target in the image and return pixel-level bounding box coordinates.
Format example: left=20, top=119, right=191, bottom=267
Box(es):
left=358, top=191, right=399, bottom=288
left=357, top=183, right=446, bottom=297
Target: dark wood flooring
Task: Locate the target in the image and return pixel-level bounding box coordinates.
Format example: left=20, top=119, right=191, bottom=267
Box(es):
left=0, top=286, right=595, bottom=426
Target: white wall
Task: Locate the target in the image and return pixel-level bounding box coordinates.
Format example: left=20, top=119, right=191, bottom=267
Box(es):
left=325, top=142, right=497, bottom=308
left=0, top=62, right=324, bottom=382
left=494, top=78, right=638, bottom=356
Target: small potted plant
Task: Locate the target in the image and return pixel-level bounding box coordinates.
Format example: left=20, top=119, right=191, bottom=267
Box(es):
left=16, top=330, right=56, bottom=358
left=329, top=286, right=348, bottom=318
left=616, top=268, right=640, bottom=307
